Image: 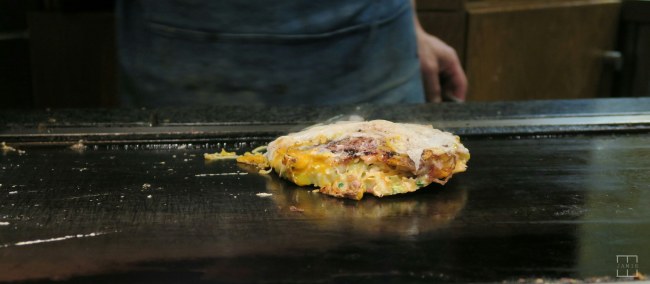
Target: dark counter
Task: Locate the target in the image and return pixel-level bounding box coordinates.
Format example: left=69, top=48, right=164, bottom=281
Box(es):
left=1, top=98, right=649, bottom=283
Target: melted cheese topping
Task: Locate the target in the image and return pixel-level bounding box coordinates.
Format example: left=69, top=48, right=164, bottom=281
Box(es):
left=266, top=120, right=468, bottom=170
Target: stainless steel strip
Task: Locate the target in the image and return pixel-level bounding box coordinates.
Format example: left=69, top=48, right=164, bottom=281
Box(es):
left=432, top=114, right=650, bottom=128
left=1, top=114, right=650, bottom=143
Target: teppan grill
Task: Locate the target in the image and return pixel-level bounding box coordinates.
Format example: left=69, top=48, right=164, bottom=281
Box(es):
left=1, top=98, right=649, bottom=283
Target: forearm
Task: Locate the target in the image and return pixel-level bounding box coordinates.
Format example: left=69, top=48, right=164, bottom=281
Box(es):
left=409, top=0, right=468, bottom=102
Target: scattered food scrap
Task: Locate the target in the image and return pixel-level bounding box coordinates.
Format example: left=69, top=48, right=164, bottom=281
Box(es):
left=1, top=142, right=25, bottom=154
left=289, top=206, right=304, bottom=213
left=204, top=149, right=238, bottom=160
left=69, top=140, right=88, bottom=152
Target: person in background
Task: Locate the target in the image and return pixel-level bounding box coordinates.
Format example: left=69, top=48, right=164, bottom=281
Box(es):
left=117, top=0, right=467, bottom=107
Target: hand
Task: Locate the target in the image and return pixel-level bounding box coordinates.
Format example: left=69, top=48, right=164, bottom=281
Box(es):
left=414, top=25, right=468, bottom=103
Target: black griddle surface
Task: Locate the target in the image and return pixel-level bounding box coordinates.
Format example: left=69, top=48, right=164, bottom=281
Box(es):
left=1, top=133, right=649, bottom=283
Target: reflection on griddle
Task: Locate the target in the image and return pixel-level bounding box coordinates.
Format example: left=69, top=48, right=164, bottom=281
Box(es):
left=238, top=163, right=467, bottom=237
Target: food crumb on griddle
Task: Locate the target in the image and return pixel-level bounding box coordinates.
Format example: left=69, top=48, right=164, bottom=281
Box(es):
left=1, top=142, right=25, bottom=155
left=255, top=193, right=273, bottom=198
left=289, top=206, right=304, bottom=213
left=204, top=149, right=238, bottom=160
left=69, top=140, right=88, bottom=152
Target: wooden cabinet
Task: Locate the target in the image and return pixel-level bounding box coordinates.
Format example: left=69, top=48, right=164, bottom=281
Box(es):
left=0, top=0, right=33, bottom=109
left=29, top=11, right=117, bottom=108
left=417, top=0, right=622, bottom=101
left=19, top=0, right=118, bottom=108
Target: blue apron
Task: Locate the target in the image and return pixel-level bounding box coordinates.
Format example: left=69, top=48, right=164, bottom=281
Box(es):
left=117, top=0, right=424, bottom=107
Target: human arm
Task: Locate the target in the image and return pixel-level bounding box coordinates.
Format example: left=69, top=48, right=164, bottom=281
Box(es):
left=412, top=1, right=468, bottom=102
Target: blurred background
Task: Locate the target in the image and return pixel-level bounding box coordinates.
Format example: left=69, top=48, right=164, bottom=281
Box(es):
left=1, top=0, right=648, bottom=109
